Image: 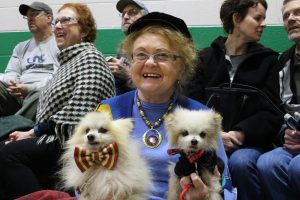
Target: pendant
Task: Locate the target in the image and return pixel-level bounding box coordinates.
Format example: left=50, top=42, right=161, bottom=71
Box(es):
left=142, top=128, right=162, bottom=148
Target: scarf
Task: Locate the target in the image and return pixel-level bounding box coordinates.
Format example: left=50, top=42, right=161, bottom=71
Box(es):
left=36, top=42, right=115, bottom=144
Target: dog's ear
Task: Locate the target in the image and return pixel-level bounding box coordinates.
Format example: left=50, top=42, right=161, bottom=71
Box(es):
left=66, top=124, right=85, bottom=146
left=109, top=118, right=133, bottom=147
left=213, top=112, right=223, bottom=131
left=164, top=113, right=176, bottom=129
left=111, top=118, right=133, bottom=136
left=164, top=113, right=178, bottom=147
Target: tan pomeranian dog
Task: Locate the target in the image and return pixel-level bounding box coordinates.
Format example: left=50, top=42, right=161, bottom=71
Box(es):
left=59, top=111, right=152, bottom=200
left=165, top=107, right=223, bottom=200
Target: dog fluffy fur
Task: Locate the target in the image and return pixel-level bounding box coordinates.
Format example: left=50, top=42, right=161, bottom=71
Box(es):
left=165, top=107, right=223, bottom=200
left=59, top=111, right=152, bottom=200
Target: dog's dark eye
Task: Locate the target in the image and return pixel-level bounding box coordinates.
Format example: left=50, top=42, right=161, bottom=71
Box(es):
left=85, top=128, right=90, bottom=134
left=181, top=130, right=189, bottom=137
left=99, top=127, right=108, bottom=133
left=199, top=132, right=206, bottom=138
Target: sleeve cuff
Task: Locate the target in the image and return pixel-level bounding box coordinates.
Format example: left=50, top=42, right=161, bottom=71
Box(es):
left=33, top=124, right=48, bottom=137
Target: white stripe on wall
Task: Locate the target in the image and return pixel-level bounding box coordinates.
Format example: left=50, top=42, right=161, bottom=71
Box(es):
left=0, top=0, right=284, bottom=32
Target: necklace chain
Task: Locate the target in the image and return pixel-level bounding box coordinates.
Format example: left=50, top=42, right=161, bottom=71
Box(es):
left=136, top=95, right=174, bottom=129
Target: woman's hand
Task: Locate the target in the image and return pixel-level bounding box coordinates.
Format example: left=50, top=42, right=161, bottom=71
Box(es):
left=5, top=129, right=35, bottom=144
left=222, top=131, right=245, bottom=153
left=180, top=173, right=209, bottom=200
left=179, top=167, right=221, bottom=200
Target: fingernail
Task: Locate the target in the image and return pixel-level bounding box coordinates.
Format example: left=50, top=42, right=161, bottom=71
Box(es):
left=191, top=173, right=197, bottom=179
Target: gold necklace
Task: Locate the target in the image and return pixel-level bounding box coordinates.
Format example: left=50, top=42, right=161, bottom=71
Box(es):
left=136, top=95, right=174, bottom=148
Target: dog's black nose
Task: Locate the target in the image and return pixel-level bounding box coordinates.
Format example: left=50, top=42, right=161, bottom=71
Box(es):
left=87, top=134, right=95, bottom=142
left=191, top=139, right=198, bottom=146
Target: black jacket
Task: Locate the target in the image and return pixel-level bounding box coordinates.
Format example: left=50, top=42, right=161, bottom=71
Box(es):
left=275, top=45, right=300, bottom=145
left=185, top=36, right=283, bottom=148
left=277, top=45, right=299, bottom=105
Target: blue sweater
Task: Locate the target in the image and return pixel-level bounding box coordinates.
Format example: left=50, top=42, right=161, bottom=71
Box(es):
left=101, top=90, right=236, bottom=200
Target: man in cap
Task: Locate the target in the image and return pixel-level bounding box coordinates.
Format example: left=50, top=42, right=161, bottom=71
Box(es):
left=0, top=2, right=59, bottom=121
left=107, top=0, right=149, bottom=95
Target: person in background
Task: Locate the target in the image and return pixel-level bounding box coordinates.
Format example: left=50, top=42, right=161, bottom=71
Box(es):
left=107, top=0, right=149, bottom=95
left=99, top=12, right=236, bottom=200
left=257, top=0, right=300, bottom=199
left=0, top=3, right=115, bottom=199
left=184, top=0, right=283, bottom=199
left=0, top=1, right=59, bottom=121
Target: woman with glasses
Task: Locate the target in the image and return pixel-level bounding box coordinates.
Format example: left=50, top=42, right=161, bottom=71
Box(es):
left=0, top=3, right=115, bottom=199
left=184, top=0, right=283, bottom=199
left=97, top=12, right=236, bottom=200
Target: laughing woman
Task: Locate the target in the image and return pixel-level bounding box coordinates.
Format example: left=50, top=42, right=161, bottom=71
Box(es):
left=0, top=3, right=115, bottom=199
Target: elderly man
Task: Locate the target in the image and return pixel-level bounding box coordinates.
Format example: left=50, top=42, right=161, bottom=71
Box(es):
left=0, top=2, right=59, bottom=121
left=257, top=0, right=300, bottom=200
left=107, top=0, right=149, bottom=95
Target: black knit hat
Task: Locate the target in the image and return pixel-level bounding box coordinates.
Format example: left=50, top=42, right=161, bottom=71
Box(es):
left=128, top=12, right=192, bottom=39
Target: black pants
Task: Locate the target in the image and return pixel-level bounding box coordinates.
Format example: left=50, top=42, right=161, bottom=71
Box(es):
left=0, top=81, right=40, bottom=122
left=0, top=137, right=62, bottom=200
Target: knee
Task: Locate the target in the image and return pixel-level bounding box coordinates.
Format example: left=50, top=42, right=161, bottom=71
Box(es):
left=257, top=151, right=280, bottom=175
left=289, top=156, right=300, bottom=178
left=229, top=149, right=258, bottom=171
left=0, top=144, right=17, bottom=165
left=256, top=153, right=273, bottom=171
left=0, top=147, right=7, bottom=168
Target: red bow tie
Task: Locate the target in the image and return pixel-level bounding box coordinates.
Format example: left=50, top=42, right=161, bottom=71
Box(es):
left=167, top=148, right=205, bottom=164
left=74, top=142, right=119, bottom=172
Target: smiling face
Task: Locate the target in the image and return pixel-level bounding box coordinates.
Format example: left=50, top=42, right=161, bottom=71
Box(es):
left=131, top=32, right=184, bottom=103
left=235, top=3, right=267, bottom=42
left=54, top=8, right=85, bottom=50
left=282, top=0, right=300, bottom=42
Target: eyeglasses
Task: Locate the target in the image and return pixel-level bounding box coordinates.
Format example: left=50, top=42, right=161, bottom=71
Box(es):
left=120, top=8, right=141, bottom=18
left=23, top=11, right=45, bottom=19
left=132, top=52, right=180, bottom=63
left=54, top=17, right=78, bottom=26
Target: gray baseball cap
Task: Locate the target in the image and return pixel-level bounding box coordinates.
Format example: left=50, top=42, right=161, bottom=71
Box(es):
left=19, top=1, right=53, bottom=16
left=116, top=0, right=149, bottom=13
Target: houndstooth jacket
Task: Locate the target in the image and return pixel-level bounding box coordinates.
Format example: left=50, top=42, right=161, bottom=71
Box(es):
left=36, top=42, right=115, bottom=144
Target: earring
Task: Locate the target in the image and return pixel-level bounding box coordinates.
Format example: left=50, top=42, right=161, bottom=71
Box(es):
left=176, top=80, right=183, bottom=92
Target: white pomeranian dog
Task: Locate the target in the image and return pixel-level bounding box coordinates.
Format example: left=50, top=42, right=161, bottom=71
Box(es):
left=165, top=107, right=223, bottom=200
left=59, top=111, right=152, bottom=200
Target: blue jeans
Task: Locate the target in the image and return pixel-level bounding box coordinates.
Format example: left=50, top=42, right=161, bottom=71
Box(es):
left=257, top=147, right=300, bottom=200
left=229, top=148, right=266, bottom=200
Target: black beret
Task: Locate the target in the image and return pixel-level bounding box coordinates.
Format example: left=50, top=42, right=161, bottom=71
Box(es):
left=128, top=12, right=192, bottom=39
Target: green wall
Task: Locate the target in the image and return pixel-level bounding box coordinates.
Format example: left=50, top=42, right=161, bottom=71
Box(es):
left=0, top=26, right=293, bottom=73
